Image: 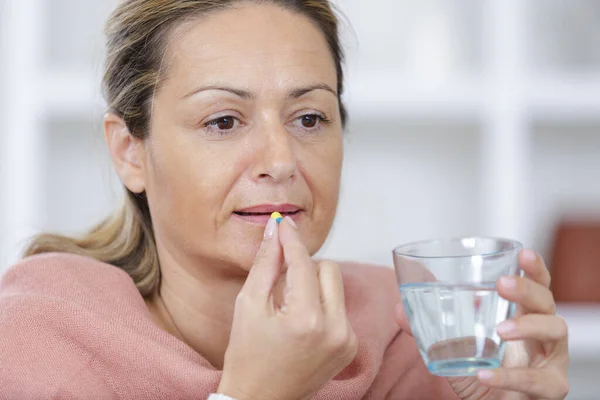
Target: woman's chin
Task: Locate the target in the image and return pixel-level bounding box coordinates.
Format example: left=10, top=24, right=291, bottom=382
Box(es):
left=213, top=220, right=326, bottom=273
left=220, top=240, right=264, bottom=274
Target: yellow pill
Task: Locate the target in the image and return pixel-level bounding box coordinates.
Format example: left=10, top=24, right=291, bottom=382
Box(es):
left=270, top=212, right=283, bottom=224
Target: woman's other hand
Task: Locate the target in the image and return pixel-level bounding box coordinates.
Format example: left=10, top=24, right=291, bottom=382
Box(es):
left=396, top=250, right=570, bottom=400
left=218, top=217, right=358, bottom=400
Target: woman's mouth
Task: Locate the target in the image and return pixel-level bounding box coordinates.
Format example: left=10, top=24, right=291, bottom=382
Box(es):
left=233, top=205, right=303, bottom=225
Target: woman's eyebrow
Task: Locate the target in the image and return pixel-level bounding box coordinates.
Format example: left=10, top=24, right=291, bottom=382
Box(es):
left=182, top=85, right=255, bottom=100
left=181, top=83, right=337, bottom=100
left=288, top=84, right=337, bottom=98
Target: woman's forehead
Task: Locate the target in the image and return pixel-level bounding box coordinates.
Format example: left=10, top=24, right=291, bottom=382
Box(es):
left=163, top=3, right=337, bottom=96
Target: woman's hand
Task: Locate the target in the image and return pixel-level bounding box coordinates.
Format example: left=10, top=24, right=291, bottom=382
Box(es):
left=218, top=217, right=358, bottom=400
left=397, top=250, right=570, bottom=400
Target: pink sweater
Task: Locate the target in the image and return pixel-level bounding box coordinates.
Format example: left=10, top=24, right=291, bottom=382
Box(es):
left=0, top=253, right=457, bottom=399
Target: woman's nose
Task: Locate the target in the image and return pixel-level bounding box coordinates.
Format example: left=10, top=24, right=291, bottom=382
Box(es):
left=252, top=123, right=297, bottom=184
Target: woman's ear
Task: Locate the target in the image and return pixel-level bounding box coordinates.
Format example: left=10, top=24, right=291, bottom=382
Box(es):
left=104, top=112, right=147, bottom=194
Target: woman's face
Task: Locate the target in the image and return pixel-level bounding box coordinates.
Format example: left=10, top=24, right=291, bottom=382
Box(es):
left=140, top=3, right=343, bottom=272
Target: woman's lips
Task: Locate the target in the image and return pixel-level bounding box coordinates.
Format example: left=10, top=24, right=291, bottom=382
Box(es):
left=236, top=204, right=301, bottom=214
left=233, top=210, right=302, bottom=225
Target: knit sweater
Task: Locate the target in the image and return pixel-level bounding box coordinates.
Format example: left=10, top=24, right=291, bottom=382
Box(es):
left=0, top=253, right=457, bottom=399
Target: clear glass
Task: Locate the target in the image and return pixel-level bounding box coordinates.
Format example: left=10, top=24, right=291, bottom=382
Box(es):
left=393, top=237, right=522, bottom=377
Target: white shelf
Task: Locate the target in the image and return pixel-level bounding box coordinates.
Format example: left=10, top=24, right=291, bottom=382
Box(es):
left=42, top=69, right=105, bottom=118
left=556, top=304, right=600, bottom=360
left=344, top=72, right=484, bottom=121
left=527, top=77, right=600, bottom=121
left=345, top=73, right=600, bottom=122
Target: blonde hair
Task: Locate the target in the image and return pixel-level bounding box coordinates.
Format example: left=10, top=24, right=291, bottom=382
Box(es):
left=25, top=0, right=347, bottom=297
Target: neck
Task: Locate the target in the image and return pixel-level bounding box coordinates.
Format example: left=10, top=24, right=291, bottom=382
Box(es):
left=145, top=247, right=247, bottom=369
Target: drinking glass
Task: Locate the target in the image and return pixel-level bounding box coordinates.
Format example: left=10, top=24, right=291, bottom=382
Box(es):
left=393, top=237, right=522, bottom=376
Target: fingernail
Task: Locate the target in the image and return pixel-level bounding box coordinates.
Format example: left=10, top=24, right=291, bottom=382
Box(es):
left=496, top=320, right=516, bottom=334
left=285, top=216, right=297, bottom=229
left=264, top=217, right=277, bottom=238
left=478, top=370, right=495, bottom=381
left=500, top=276, right=517, bottom=289
left=522, top=249, right=537, bottom=262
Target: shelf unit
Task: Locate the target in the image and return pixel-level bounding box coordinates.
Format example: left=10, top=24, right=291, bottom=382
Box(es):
left=1, top=1, right=599, bottom=396
left=0, top=5, right=598, bottom=251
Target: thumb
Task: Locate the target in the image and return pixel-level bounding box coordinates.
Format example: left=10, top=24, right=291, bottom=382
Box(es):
left=395, top=302, right=413, bottom=336
left=242, top=218, right=282, bottom=303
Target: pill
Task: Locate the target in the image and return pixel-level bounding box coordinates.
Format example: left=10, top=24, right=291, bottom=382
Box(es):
left=270, top=212, right=283, bottom=224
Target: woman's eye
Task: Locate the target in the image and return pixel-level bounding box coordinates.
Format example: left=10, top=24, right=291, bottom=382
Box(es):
left=294, top=113, right=330, bottom=131
left=205, top=116, right=238, bottom=131
left=301, top=115, right=319, bottom=128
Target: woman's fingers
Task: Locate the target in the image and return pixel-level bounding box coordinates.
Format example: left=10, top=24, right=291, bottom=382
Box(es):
left=241, top=217, right=283, bottom=305
left=518, top=249, right=551, bottom=288
left=224, top=218, right=358, bottom=400
left=497, top=314, right=568, bottom=342
left=317, top=260, right=346, bottom=316
left=279, top=217, right=321, bottom=311
left=478, top=367, right=569, bottom=399
left=497, top=275, right=556, bottom=315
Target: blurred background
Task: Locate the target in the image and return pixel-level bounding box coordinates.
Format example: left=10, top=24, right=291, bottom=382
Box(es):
left=1, top=0, right=599, bottom=397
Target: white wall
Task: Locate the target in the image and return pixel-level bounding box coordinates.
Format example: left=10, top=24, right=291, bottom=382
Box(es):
left=319, top=120, right=481, bottom=266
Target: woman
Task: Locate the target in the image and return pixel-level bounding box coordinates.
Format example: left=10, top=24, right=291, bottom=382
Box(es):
left=0, top=0, right=569, bottom=399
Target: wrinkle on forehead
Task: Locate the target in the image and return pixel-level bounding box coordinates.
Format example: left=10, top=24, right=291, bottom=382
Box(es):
left=157, top=3, right=337, bottom=98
